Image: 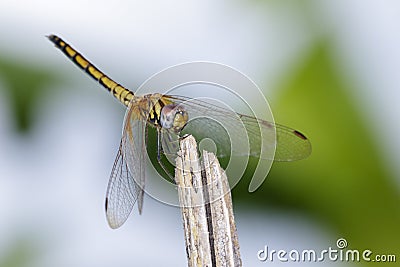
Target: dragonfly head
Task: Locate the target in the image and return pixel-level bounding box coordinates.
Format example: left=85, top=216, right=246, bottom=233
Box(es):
left=160, top=104, right=188, bottom=133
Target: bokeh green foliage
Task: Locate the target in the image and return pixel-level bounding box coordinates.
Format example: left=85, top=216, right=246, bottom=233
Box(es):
left=0, top=56, right=59, bottom=133
left=234, top=40, right=400, bottom=264
left=0, top=239, right=37, bottom=267
left=145, top=38, right=400, bottom=265
left=1, top=26, right=398, bottom=267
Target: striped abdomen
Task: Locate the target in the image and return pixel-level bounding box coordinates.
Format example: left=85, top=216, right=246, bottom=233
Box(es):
left=48, top=34, right=134, bottom=106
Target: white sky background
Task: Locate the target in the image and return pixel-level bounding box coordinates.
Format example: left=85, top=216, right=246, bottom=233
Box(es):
left=0, top=0, right=399, bottom=266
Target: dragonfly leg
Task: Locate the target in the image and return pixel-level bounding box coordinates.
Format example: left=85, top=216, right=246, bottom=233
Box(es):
left=157, top=128, right=176, bottom=183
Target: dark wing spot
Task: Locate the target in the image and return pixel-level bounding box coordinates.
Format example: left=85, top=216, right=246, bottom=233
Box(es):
left=293, top=130, right=307, bottom=140
left=105, top=197, right=109, bottom=211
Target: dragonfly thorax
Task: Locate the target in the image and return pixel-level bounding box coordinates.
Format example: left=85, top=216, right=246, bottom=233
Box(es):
left=160, top=104, right=188, bottom=132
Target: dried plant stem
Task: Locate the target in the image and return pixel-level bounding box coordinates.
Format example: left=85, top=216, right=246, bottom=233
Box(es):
left=175, top=135, right=241, bottom=267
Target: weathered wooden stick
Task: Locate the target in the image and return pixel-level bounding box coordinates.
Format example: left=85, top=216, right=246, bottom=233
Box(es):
left=175, top=135, right=242, bottom=267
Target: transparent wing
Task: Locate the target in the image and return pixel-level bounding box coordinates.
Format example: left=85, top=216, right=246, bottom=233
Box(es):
left=164, top=95, right=311, bottom=161
left=105, top=143, right=139, bottom=229
left=105, top=107, right=147, bottom=229
left=123, top=116, right=147, bottom=214
left=274, top=123, right=311, bottom=161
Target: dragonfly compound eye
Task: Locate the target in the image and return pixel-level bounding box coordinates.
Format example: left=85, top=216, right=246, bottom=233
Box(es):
left=172, top=107, right=188, bottom=132
left=160, top=104, right=188, bottom=132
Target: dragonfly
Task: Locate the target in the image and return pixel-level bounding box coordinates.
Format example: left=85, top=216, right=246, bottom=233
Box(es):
left=48, top=34, right=311, bottom=229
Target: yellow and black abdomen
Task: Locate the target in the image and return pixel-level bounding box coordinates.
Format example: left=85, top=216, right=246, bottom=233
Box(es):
left=48, top=34, right=134, bottom=106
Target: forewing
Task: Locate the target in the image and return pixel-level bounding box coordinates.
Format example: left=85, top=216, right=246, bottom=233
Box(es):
left=274, top=123, right=311, bottom=161
left=165, top=95, right=311, bottom=161
left=122, top=116, right=147, bottom=215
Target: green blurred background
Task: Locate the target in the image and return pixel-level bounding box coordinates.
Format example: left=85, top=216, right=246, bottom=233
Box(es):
left=0, top=0, right=399, bottom=266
